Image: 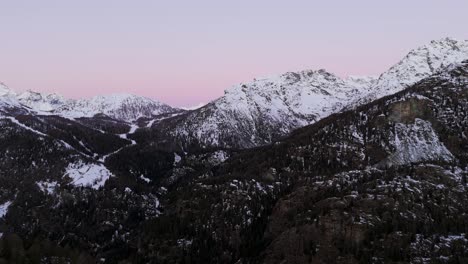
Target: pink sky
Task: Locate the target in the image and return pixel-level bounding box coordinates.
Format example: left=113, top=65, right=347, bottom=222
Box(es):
left=1, top=1, right=467, bottom=107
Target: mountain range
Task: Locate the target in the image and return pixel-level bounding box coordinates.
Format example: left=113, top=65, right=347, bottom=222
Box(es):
left=0, top=37, right=468, bottom=263
left=2, top=38, right=468, bottom=150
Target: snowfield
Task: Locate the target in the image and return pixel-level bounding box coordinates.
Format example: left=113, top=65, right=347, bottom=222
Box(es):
left=0, top=201, right=12, bottom=218
left=64, top=161, right=114, bottom=189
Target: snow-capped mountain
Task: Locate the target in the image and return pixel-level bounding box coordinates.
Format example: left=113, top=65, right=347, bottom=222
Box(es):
left=5, top=87, right=180, bottom=121
left=147, top=37, right=468, bottom=150
left=353, top=37, right=468, bottom=105
left=153, top=70, right=376, bottom=149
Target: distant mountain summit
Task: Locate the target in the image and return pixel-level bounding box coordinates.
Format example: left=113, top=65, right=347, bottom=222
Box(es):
left=1, top=86, right=179, bottom=121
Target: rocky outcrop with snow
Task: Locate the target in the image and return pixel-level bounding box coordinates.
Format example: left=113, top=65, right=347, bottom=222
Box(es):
left=378, top=118, right=454, bottom=167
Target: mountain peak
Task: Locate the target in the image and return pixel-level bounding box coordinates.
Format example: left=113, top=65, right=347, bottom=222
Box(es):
left=279, top=69, right=340, bottom=84
left=177, top=67, right=377, bottom=149
left=353, top=37, right=468, bottom=105
left=0, top=82, right=16, bottom=97
left=404, top=37, right=468, bottom=60
left=428, top=37, right=465, bottom=47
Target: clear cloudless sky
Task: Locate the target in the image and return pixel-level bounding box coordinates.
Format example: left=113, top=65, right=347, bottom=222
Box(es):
left=0, top=0, right=467, bottom=106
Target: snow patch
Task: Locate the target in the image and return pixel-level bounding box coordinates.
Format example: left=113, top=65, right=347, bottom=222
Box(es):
left=65, top=161, right=113, bottom=189
left=0, top=201, right=12, bottom=218
left=140, top=175, right=151, bottom=183
left=37, top=181, right=58, bottom=194
left=174, top=153, right=182, bottom=165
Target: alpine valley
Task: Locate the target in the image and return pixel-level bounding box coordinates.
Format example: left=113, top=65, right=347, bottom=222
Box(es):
left=1, top=37, right=468, bottom=263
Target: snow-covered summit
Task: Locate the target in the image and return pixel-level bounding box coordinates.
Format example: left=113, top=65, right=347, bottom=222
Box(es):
left=356, top=37, right=468, bottom=104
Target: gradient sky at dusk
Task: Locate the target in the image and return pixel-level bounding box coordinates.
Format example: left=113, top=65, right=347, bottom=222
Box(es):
left=1, top=1, right=467, bottom=107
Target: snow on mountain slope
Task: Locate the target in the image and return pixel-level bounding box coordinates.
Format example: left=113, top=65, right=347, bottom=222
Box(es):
left=162, top=70, right=376, bottom=149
